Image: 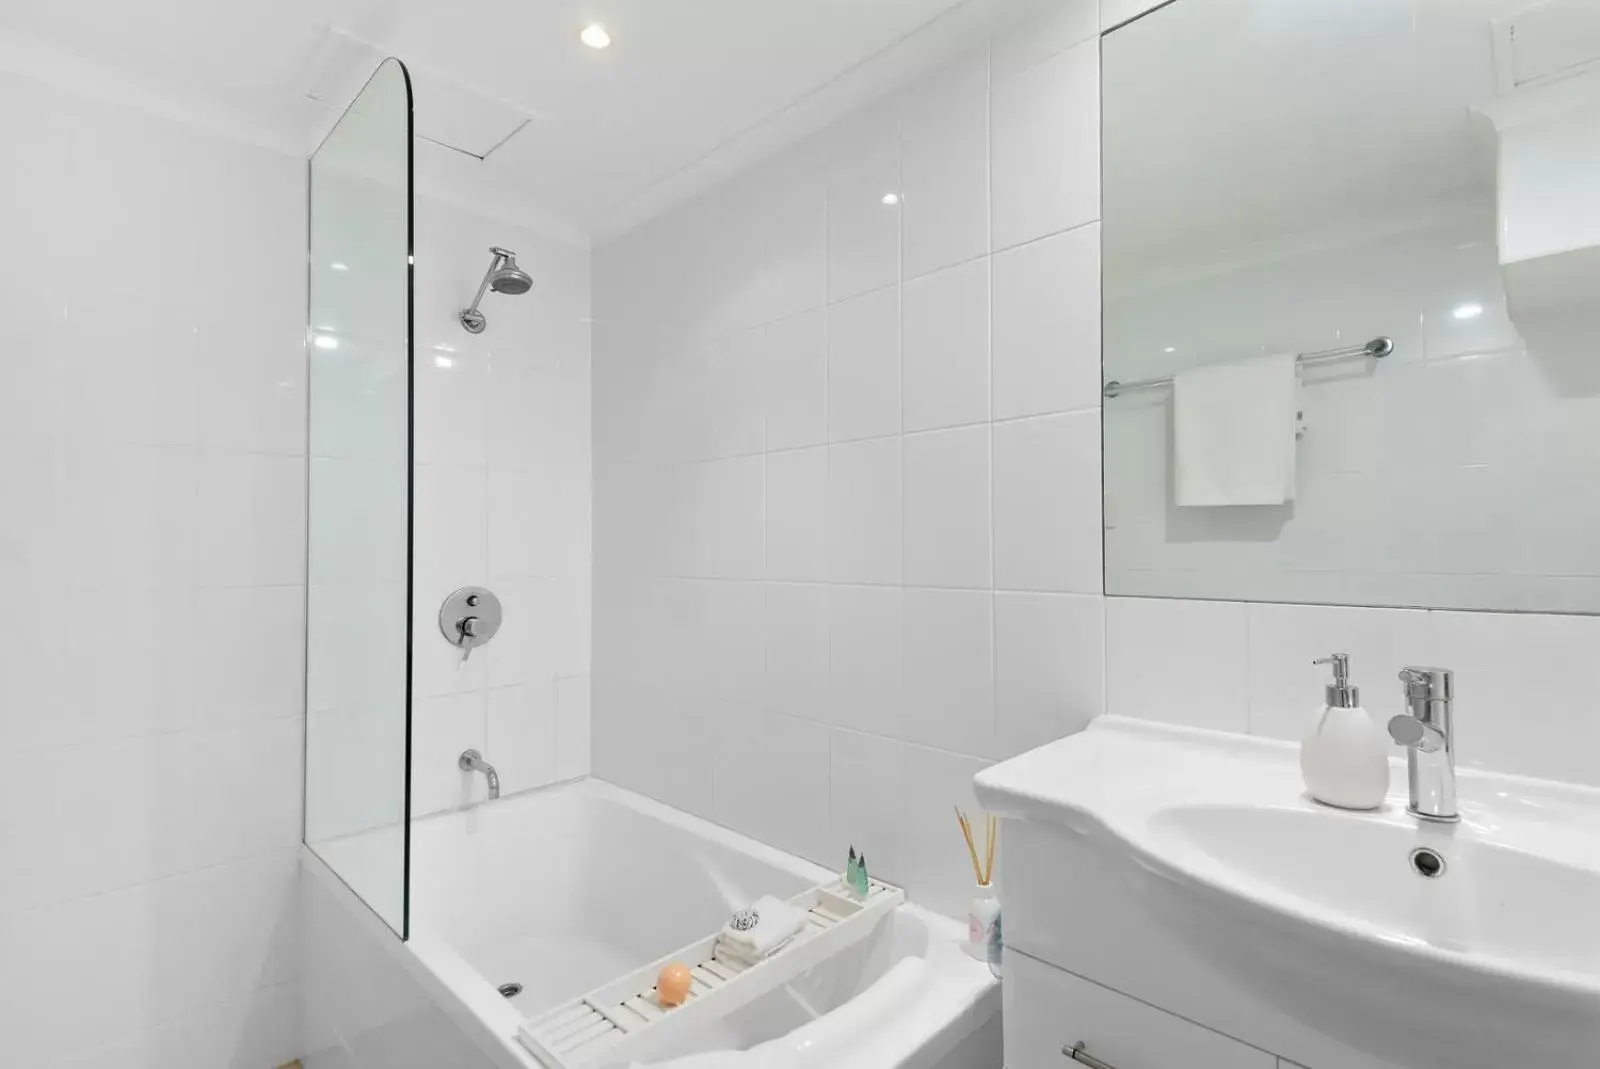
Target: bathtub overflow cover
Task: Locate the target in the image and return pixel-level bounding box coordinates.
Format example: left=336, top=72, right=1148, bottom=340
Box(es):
left=498, top=982, right=523, bottom=999
left=1408, top=847, right=1446, bottom=879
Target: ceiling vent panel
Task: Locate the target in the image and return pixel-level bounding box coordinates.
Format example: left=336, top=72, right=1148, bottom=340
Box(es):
left=301, top=28, right=386, bottom=109
left=298, top=27, right=533, bottom=159
left=408, top=68, right=532, bottom=159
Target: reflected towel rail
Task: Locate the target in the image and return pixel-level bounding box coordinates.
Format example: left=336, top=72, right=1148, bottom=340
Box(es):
left=1103, top=336, right=1393, bottom=398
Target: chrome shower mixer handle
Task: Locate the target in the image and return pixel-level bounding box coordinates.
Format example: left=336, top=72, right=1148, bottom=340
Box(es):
left=439, top=586, right=502, bottom=663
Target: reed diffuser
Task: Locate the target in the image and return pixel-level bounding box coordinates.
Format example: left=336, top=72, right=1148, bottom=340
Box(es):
left=955, top=808, right=999, bottom=965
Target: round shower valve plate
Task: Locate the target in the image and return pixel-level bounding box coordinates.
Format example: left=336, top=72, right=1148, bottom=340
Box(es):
left=439, top=586, right=503, bottom=653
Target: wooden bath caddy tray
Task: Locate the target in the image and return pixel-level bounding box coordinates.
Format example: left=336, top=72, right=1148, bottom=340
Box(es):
left=518, top=877, right=905, bottom=1069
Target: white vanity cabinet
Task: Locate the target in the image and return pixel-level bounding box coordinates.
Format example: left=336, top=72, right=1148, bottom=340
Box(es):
left=1004, top=951, right=1277, bottom=1069
left=991, top=813, right=1405, bottom=1069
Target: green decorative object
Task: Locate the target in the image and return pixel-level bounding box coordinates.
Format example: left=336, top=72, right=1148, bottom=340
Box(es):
left=846, top=846, right=870, bottom=898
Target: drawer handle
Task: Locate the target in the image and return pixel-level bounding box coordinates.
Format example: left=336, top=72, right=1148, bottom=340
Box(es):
left=1063, top=1042, right=1118, bottom=1069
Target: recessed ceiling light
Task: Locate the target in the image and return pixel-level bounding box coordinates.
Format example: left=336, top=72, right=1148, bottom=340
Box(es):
left=581, top=24, right=612, bottom=49
left=330, top=262, right=349, bottom=272
left=1452, top=302, right=1484, bottom=320
left=1164, top=346, right=1176, bottom=353
left=313, top=334, right=339, bottom=351
left=881, top=192, right=900, bottom=206
left=434, top=355, right=456, bottom=369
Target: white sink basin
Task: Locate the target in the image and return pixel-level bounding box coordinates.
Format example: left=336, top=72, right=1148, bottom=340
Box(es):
left=976, top=717, right=1600, bottom=1069
left=1151, top=803, right=1600, bottom=980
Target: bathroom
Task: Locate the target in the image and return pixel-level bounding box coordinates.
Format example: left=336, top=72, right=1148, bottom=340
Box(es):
left=0, top=0, right=1596, bottom=1066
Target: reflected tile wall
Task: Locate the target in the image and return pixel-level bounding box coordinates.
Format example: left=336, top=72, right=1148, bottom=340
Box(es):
left=1102, top=216, right=1596, bottom=612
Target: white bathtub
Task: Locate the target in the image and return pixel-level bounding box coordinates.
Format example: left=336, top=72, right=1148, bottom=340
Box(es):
left=319, top=778, right=1000, bottom=1069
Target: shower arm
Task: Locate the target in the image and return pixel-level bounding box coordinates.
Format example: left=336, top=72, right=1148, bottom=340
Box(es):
left=463, top=251, right=509, bottom=316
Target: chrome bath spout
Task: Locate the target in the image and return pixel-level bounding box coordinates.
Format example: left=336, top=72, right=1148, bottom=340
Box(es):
left=459, top=749, right=500, bottom=800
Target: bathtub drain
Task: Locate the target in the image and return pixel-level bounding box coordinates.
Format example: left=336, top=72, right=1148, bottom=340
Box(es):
left=498, top=982, right=524, bottom=999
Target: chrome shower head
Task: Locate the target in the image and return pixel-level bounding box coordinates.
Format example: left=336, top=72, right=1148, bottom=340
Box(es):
left=489, top=252, right=533, bottom=295
left=460, top=246, right=533, bottom=333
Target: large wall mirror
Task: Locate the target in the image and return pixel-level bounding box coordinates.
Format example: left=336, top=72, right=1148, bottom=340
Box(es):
left=1102, top=0, right=1600, bottom=613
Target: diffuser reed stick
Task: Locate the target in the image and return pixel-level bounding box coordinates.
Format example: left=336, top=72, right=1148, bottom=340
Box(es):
left=955, top=807, right=996, bottom=886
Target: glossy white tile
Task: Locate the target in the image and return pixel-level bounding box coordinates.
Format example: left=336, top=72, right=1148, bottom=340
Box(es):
left=705, top=329, right=766, bottom=459
left=196, top=450, right=305, bottom=588
left=995, top=592, right=1104, bottom=757
left=765, top=446, right=829, bottom=583
left=902, top=258, right=990, bottom=433
left=764, top=309, right=828, bottom=450
left=485, top=682, right=558, bottom=795
left=903, top=425, right=992, bottom=590
left=708, top=454, right=765, bottom=580
left=1105, top=597, right=1250, bottom=732
left=715, top=712, right=832, bottom=864
left=827, top=436, right=902, bottom=585
left=993, top=223, right=1102, bottom=419
left=828, top=584, right=905, bottom=738
left=763, top=582, right=830, bottom=722
left=414, top=344, right=487, bottom=468
left=192, top=585, right=305, bottom=724
left=706, top=580, right=766, bottom=711
left=829, top=728, right=909, bottom=881
left=487, top=468, right=556, bottom=579
left=903, top=588, right=994, bottom=756
left=901, top=61, right=990, bottom=280
left=1430, top=610, right=1600, bottom=786
left=828, top=286, right=900, bottom=443
left=59, top=444, right=197, bottom=589
left=992, top=40, right=1100, bottom=251
left=556, top=674, right=592, bottom=781
left=826, top=108, right=902, bottom=302
left=993, top=411, right=1102, bottom=593
left=410, top=692, right=488, bottom=816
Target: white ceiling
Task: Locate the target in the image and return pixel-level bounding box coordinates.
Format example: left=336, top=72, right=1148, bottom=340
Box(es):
left=0, top=0, right=1044, bottom=239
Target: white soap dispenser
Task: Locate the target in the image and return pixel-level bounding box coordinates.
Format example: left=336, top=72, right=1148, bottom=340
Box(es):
left=1300, top=653, right=1390, bottom=810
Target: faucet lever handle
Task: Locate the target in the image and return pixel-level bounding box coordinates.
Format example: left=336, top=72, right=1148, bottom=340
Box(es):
left=1388, top=713, right=1446, bottom=753
left=1398, top=665, right=1453, bottom=702
left=456, top=616, right=480, bottom=662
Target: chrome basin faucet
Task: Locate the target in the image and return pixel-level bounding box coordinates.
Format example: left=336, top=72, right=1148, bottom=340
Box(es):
left=1387, top=667, right=1456, bottom=822
left=459, top=749, right=500, bottom=800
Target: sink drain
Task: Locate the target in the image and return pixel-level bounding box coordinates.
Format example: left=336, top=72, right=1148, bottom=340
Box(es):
left=498, top=982, right=523, bottom=998
left=1409, top=847, right=1446, bottom=878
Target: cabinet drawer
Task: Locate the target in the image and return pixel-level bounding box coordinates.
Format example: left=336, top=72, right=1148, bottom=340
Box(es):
left=1004, top=951, right=1275, bottom=1069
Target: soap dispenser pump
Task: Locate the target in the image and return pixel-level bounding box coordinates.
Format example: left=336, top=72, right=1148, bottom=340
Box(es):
left=1299, top=653, right=1390, bottom=811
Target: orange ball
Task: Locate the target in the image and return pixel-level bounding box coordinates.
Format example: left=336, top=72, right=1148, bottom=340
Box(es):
left=657, top=962, right=692, bottom=1008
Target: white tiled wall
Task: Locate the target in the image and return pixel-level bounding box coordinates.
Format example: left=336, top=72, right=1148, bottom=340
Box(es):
left=408, top=199, right=592, bottom=818
left=590, top=4, right=1104, bottom=920
left=1106, top=596, right=1600, bottom=789
left=0, top=73, right=306, bottom=1066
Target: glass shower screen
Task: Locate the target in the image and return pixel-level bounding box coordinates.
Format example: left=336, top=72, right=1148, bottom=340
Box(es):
left=304, top=58, right=415, bottom=936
